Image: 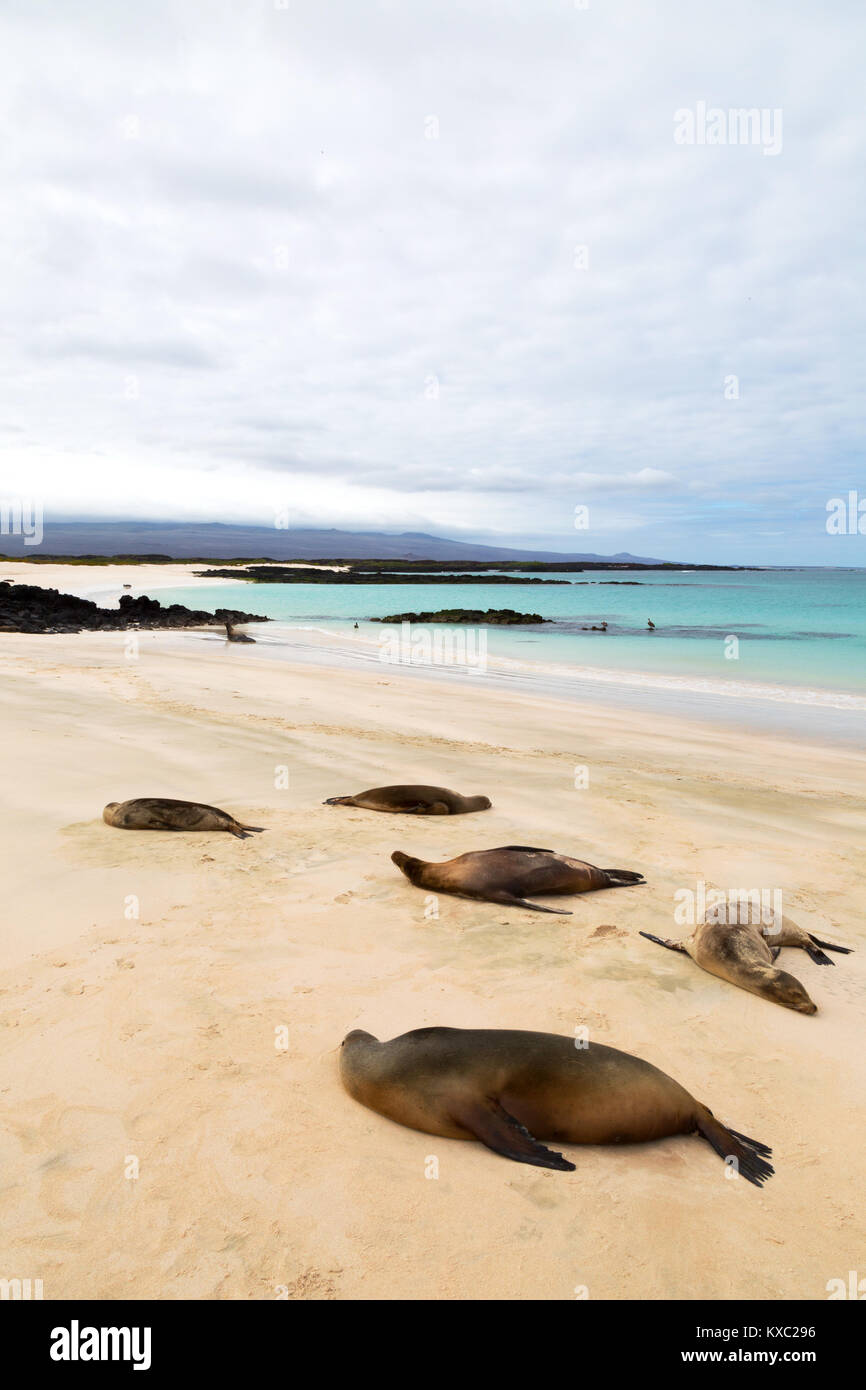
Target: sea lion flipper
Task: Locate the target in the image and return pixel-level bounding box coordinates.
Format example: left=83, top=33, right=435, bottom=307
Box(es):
left=603, top=868, right=645, bottom=886
left=453, top=1098, right=576, bottom=1172
left=639, top=931, right=687, bottom=953
left=490, top=892, right=572, bottom=915
left=804, top=944, right=835, bottom=966
left=695, top=1109, right=774, bottom=1188
left=495, top=845, right=556, bottom=854
left=808, top=935, right=852, bottom=955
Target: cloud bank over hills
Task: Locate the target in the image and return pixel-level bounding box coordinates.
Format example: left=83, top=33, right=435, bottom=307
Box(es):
left=1, top=1, right=863, bottom=564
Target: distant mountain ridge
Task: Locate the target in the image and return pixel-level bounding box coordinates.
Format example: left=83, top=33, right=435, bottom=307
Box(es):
left=1, top=520, right=668, bottom=564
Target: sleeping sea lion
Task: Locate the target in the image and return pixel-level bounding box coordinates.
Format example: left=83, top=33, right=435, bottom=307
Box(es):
left=340, top=1026, right=773, bottom=1186
left=325, top=784, right=492, bottom=815
left=391, top=845, right=644, bottom=912
left=639, top=914, right=851, bottom=1014
left=103, top=798, right=265, bottom=839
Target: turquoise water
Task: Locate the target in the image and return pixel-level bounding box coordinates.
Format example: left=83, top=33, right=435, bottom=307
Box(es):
left=152, top=569, right=866, bottom=697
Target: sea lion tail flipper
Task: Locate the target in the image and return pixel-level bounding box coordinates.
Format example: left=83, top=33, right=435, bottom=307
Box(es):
left=638, top=931, right=687, bottom=954
left=452, top=1098, right=576, bottom=1172
left=808, top=934, right=852, bottom=955
left=695, top=1109, right=774, bottom=1188
left=725, top=1127, right=773, bottom=1156
left=804, top=944, right=835, bottom=966
left=603, top=868, right=646, bottom=886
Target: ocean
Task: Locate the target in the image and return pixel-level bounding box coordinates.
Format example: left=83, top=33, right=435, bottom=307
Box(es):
left=144, top=567, right=866, bottom=742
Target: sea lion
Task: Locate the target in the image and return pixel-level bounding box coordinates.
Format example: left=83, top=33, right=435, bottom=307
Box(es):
left=391, top=845, right=644, bottom=912
left=103, top=798, right=265, bottom=839
left=340, top=1026, right=773, bottom=1186
left=225, top=622, right=255, bottom=643
left=325, top=784, right=492, bottom=815
left=639, top=915, right=851, bottom=1014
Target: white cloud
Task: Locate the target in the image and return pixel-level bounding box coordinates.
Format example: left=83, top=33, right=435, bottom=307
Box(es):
left=0, top=0, right=863, bottom=562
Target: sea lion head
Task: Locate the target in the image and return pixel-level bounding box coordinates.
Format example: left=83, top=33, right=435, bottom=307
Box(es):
left=340, top=1029, right=382, bottom=1099
left=102, top=802, right=120, bottom=824
left=465, top=795, right=492, bottom=811
left=765, top=968, right=817, bottom=1015
left=341, top=1029, right=377, bottom=1049
left=391, top=850, right=424, bottom=882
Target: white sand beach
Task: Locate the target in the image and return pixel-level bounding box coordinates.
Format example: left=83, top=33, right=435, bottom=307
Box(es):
left=0, top=560, right=339, bottom=605
left=0, top=572, right=864, bottom=1300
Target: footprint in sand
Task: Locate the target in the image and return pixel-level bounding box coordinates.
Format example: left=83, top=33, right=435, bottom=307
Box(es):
left=281, top=1268, right=341, bottom=1300
left=590, top=925, right=626, bottom=941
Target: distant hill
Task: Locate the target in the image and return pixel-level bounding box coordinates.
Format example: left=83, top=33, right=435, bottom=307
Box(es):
left=0, top=520, right=667, bottom=564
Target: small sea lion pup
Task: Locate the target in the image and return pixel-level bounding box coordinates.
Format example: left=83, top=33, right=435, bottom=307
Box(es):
left=340, top=1027, right=774, bottom=1186
left=325, top=784, right=492, bottom=815
left=103, top=798, right=265, bottom=840
left=391, top=845, right=644, bottom=912
left=639, top=915, right=851, bottom=1014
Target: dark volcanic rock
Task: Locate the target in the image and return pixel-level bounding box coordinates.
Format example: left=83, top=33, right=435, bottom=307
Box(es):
left=369, top=608, right=549, bottom=625
left=0, top=582, right=269, bottom=635
left=194, top=565, right=567, bottom=584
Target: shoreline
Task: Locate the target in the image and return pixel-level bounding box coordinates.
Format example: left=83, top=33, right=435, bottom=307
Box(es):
left=81, top=620, right=866, bottom=748
left=2, top=563, right=864, bottom=743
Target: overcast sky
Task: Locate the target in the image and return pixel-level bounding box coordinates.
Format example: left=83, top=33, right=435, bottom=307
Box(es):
left=1, top=0, right=864, bottom=562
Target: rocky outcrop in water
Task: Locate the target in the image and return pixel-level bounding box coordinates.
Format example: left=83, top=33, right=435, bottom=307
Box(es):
left=0, top=583, right=268, bottom=634
left=194, top=566, right=567, bottom=584
left=369, top=608, right=549, bottom=625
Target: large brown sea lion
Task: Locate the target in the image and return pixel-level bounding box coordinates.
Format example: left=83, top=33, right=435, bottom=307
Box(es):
left=102, top=798, right=265, bottom=839
left=340, top=1026, right=773, bottom=1186
left=639, top=915, right=851, bottom=1014
left=325, top=784, right=491, bottom=815
left=391, top=845, right=644, bottom=913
